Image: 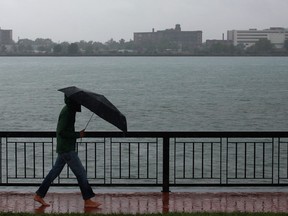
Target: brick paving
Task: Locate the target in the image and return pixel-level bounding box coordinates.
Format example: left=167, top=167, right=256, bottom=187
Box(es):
left=1, top=191, right=288, bottom=214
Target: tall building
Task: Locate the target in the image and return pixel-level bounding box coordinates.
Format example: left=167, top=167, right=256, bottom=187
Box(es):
left=227, top=27, right=288, bottom=49
left=0, top=27, right=13, bottom=44
left=134, top=24, right=202, bottom=52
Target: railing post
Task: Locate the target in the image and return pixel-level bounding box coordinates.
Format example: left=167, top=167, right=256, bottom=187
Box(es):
left=0, top=137, right=2, bottom=184
left=162, top=136, right=170, bottom=192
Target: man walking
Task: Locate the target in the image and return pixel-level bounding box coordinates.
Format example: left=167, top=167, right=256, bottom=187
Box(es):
left=34, top=96, right=101, bottom=208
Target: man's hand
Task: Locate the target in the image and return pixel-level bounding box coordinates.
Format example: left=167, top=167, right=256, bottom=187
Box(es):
left=80, top=129, right=85, bottom=138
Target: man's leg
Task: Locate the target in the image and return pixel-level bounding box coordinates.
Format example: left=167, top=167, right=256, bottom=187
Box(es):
left=63, top=151, right=101, bottom=208
left=34, top=154, right=66, bottom=206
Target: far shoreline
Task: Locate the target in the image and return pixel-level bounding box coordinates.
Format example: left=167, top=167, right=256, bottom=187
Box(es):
left=1, top=54, right=288, bottom=57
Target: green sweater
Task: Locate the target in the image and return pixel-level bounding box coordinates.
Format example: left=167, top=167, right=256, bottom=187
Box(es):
left=56, top=105, right=80, bottom=154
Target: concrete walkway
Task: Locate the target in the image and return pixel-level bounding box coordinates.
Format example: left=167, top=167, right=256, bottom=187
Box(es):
left=1, top=190, right=288, bottom=214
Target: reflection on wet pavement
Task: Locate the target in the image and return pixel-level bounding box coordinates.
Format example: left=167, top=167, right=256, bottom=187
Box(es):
left=1, top=192, right=288, bottom=214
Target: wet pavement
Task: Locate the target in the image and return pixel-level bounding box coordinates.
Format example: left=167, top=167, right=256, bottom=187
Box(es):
left=1, top=190, right=288, bottom=214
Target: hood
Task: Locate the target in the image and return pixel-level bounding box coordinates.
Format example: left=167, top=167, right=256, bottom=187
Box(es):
left=64, top=96, right=81, bottom=112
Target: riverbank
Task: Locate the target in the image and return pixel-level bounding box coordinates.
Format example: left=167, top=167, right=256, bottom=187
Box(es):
left=1, top=53, right=288, bottom=57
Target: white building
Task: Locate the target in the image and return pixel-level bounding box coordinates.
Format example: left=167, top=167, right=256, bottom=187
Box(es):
left=227, top=27, right=288, bottom=49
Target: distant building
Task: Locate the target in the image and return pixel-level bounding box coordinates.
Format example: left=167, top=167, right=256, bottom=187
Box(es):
left=227, top=27, right=288, bottom=49
left=134, top=24, right=202, bottom=52
left=0, top=27, right=13, bottom=45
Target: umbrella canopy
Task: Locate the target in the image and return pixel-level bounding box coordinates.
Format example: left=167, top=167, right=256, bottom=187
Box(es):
left=58, top=86, right=127, bottom=132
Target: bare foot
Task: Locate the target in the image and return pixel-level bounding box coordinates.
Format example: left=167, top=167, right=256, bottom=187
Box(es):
left=84, top=199, right=102, bottom=208
left=34, top=194, right=50, bottom=206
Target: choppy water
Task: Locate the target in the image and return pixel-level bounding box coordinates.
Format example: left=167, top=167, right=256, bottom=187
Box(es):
left=0, top=56, right=288, bottom=132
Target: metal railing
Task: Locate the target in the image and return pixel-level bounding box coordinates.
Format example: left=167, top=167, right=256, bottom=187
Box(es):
left=1, top=131, right=288, bottom=191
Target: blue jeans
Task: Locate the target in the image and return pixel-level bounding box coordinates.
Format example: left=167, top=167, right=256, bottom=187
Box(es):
left=36, top=151, right=95, bottom=200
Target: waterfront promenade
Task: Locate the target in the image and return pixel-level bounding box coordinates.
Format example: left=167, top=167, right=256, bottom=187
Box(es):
left=1, top=188, right=288, bottom=214
left=2, top=131, right=288, bottom=213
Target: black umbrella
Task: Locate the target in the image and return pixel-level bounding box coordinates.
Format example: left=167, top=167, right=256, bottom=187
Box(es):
left=58, top=86, right=127, bottom=132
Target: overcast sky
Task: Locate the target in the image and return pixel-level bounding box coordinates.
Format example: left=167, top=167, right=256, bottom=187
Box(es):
left=0, top=0, right=287, bottom=43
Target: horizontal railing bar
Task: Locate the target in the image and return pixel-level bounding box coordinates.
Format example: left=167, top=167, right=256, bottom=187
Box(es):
left=1, top=131, right=288, bottom=138
left=3, top=183, right=287, bottom=187
left=227, top=179, right=273, bottom=180
left=170, top=184, right=288, bottom=187
left=111, top=178, right=158, bottom=180
left=0, top=183, right=163, bottom=187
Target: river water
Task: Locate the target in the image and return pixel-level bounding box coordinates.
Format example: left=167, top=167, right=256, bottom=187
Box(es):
left=0, top=56, right=288, bottom=132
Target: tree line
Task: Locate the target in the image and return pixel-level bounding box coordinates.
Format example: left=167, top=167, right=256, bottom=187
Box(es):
left=0, top=38, right=135, bottom=55
left=201, top=39, right=288, bottom=56
left=1, top=38, right=288, bottom=56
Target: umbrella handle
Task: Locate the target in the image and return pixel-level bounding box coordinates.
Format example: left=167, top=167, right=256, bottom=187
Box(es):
left=84, top=113, right=95, bottom=130
left=80, top=113, right=94, bottom=143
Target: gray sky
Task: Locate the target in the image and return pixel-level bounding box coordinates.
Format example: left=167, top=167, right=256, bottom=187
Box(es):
left=0, top=0, right=287, bottom=43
